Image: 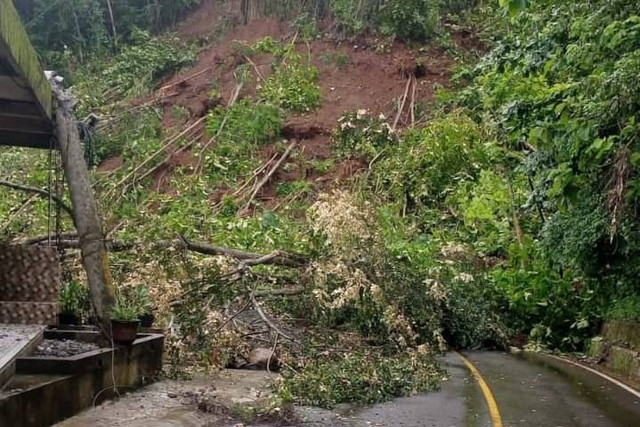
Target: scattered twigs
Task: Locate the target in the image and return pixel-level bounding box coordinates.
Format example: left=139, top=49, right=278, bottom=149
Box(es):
left=97, top=91, right=179, bottom=132
left=230, top=152, right=279, bottom=200
left=239, top=140, right=298, bottom=214
left=211, top=301, right=252, bottom=335
left=251, top=293, right=295, bottom=341
left=0, top=180, right=74, bottom=220
left=254, top=287, right=305, bottom=297
left=158, top=67, right=212, bottom=93
left=392, top=77, right=413, bottom=131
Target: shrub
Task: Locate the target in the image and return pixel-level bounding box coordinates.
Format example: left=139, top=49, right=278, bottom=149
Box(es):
left=333, top=110, right=396, bottom=161
left=376, top=113, right=492, bottom=211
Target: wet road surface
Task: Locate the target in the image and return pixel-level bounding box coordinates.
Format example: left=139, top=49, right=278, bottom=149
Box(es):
left=465, top=351, right=640, bottom=427
left=55, top=352, right=640, bottom=426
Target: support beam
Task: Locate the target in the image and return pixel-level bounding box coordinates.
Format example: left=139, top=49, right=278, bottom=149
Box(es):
left=50, top=78, right=115, bottom=334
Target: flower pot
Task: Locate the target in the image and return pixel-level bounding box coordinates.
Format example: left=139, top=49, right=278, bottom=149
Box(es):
left=58, top=313, right=80, bottom=326
left=111, top=320, right=140, bottom=345
left=140, top=313, right=155, bottom=328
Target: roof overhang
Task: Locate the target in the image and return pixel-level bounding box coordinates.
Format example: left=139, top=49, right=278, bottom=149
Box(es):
left=0, top=0, right=54, bottom=149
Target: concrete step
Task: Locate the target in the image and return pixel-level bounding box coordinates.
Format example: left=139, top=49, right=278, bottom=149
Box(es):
left=0, top=324, right=44, bottom=389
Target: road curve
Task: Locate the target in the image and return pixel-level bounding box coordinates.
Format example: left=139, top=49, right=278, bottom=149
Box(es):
left=298, top=351, right=640, bottom=426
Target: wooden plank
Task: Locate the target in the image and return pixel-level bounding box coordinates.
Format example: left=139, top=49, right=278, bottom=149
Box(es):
left=0, top=0, right=52, bottom=118
left=0, top=99, right=44, bottom=116
left=0, top=75, right=35, bottom=102
left=0, top=112, right=52, bottom=132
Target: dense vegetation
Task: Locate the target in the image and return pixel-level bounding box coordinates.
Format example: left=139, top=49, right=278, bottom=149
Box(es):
left=2, top=0, right=639, bottom=412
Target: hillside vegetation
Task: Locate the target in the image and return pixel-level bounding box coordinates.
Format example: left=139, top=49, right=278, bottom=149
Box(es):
left=1, top=0, right=639, bottom=411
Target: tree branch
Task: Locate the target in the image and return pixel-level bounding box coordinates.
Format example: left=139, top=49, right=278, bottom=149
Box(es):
left=0, top=180, right=75, bottom=221
left=34, top=236, right=308, bottom=268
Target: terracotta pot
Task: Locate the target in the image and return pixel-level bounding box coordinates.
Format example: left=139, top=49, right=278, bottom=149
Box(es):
left=140, top=313, right=155, bottom=328
left=58, top=313, right=80, bottom=326
left=111, top=320, right=140, bottom=345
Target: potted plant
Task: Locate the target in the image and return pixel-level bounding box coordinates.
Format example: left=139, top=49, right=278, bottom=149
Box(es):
left=111, top=294, right=142, bottom=345
left=136, top=286, right=155, bottom=328
left=58, top=281, right=83, bottom=325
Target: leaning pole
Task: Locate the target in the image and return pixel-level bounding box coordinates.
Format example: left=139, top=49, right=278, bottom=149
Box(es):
left=50, top=78, right=116, bottom=333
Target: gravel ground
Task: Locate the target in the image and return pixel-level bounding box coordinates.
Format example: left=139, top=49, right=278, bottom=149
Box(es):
left=34, top=339, right=100, bottom=358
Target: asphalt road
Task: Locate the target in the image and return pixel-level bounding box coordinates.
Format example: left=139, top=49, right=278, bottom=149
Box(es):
left=300, top=351, right=640, bottom=427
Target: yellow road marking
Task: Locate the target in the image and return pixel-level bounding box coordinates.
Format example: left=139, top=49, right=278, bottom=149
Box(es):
left=455, top=352, right=504, bottom=427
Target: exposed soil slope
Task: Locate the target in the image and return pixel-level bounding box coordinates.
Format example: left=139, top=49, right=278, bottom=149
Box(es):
left=121, top=0, right=466, bottom=206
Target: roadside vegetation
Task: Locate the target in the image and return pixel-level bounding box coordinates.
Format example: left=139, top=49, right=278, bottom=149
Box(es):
left=1, top=0, right=639, bottom=414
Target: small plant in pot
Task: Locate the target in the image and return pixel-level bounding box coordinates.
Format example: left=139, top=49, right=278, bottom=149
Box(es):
left=58, top=281, right=83, bottom=326
left=111, top=294, right=142, bottom=345
left=136, top=286, right=155, bottom=328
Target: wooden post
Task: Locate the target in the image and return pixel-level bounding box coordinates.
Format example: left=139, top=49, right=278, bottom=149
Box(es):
left=50, top=78, right=115, bottom=333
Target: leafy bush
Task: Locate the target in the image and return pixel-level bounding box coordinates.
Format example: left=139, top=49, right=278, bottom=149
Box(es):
left=203, top=100, right=283, bottom=184
left=376, top=112, right=492, bottom=211
left=207, top=100, right=283, bottom=145
left=607, top=296, right=640, bottom=321
left=251, top=40, right=321, bottom=112
left=74, top=31, right=196, bottom=112
left=333, top=110, right=396, bottom=161
left=379, top=0, right=440, bottom=41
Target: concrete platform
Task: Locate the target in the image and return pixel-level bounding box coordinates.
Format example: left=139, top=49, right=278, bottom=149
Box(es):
left=0, top=329, right=164, bottom=427
left=0, top=324, right=44, bottom=389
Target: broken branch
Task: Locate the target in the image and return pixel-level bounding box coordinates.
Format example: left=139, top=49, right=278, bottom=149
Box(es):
left=0, top=180, right=74, bottom=221
left=239, top=139, right=298, bottom=214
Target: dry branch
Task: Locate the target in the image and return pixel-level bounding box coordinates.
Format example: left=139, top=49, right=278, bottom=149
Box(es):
left=159, top=67, right=213, bottom=93
left=251, top=293, right=295, bottom=341
left=392, top=77, right=413, bottom=131
left=239, top=140, right=298, bottom=214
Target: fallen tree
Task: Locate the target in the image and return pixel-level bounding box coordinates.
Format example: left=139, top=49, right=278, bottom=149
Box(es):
left=23, top=234, right=308, bottom=268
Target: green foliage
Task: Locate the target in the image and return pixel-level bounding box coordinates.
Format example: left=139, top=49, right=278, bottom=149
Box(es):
left=58, top=280, right=89, bottom=316
left=329, top=0, right=441, bottom=41
left=607, top=296, right=640, bottom=321
left=492, top=240, right=603, bottom=350
left=74, top=32, right=196, bottom=112
left=252, top=40, right=321, bottom=112
left=17, top=0, right=201, bottom=58
left=277, top=349, right=441, bottom=408
left=333, top=110, right=396, bottom=161
left=207, top=100, right=283, bottom=145
left=204, top=100, right=283, bottom=184
left=113, top=288, right=146, bottom=321
left=375, top=112, right=491, bottom=210
left=451, top=0, right=640, bottom=348
left=378, top=0, right=440, bottom=41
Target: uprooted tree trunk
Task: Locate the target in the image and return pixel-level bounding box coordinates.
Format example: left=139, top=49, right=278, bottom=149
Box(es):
left=51, top=78, right=116, bottom=334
